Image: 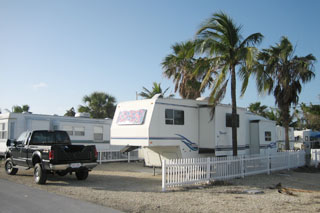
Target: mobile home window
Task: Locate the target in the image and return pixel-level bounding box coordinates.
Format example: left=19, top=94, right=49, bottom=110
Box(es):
left=265, top=131, right=272, bottom=141
left=61, top=125, right=73, bottom=136
left=74, top=127, right=85, bottom=136
left=226, top=113, right=239, bottom=128
left=165, top=109, right=184, bottom=125
left=94, top=126, right=103, bottom=141
left=0, top=123, right=7, bottom=139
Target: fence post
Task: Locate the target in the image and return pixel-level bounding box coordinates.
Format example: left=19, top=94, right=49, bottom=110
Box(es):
left=241, top=155, right=244, bottom=178
left=99, top=151, right=102, bottom=165
left=128, top=152, right=131, bottom=163
left=287, top=151, right=290, bottom=171
left=315, top=150, right=318, bottom=168
left=162, top=160, right=166, bottom=192
left=206, top=157, right=210, bottom=181
left=267, top=153, right=270, bottom=175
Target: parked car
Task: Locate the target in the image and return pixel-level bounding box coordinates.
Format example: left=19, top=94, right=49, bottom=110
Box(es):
left=4, top=130, right=97, bottom=184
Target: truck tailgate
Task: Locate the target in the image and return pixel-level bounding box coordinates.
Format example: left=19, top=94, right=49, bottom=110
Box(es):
left=51, top=145, right=96, bottom=163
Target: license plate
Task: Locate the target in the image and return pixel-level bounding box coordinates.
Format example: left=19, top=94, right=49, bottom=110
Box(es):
left=70, top=163, right=81, bottom=168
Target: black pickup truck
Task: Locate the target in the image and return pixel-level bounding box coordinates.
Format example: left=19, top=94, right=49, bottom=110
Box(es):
left=4, top=130, right=97, bottom=184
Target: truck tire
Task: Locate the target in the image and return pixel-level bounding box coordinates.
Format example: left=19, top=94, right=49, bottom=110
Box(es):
left=5, top=158, right=18, bottom=175
left=34, top=163, right=47, bottom=184
left=75, top=169, right=89, bottom=180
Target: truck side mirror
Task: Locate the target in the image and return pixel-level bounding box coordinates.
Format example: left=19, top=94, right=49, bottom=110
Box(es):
left=6, top=139, right=12, bottom=147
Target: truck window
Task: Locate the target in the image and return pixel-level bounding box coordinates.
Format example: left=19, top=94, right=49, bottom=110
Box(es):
left=16, top=131, right=29, bottom=145
left=29, top=131, right=70, bottom=145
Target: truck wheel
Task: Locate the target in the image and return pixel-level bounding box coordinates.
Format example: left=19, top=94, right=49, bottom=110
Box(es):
left=75, top=170, right=89, bottom=180
left=34, top=163, right=47, bottom=184
left=5, top=158, right=18, bottom=175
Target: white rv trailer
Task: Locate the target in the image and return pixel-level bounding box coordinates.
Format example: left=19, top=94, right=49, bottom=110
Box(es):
left=0, top=112, right=120, bottom=156
left=110, top=95, right=277, bottom=166
left=294, top=129, right=320, bottom=150
left=276, top=126, right=295, bottom=150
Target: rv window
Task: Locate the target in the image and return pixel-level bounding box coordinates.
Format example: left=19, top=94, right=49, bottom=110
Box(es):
left=74, top=127, right=85, bottom=136
left=165, top=109, right=184, bottom=125
left=0, top=123, right=7, bottom=139
left=174, top=110, right=184, bottom=125
left=117, top=109, right=147, bottom=125
left=305, top=136, right=309, bottom=141
left=265, top=131, right=272, bottom=141
left=226, top=113, right=239, bottom=128
left=61, top=125, right=73, bottom=136
left=94, top=126, right=103, bottom=141
left=165, top=109, right=174, bottom=124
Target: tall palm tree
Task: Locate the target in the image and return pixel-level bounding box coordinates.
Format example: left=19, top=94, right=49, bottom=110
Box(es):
left=78, top=92, right=116, bottom=119
left=139, top=82, right=174, bottom=99
left=162, top=41, right=205, bottom=99
left=196, top=12, right=263, bottom=156
left=255, top=36, right=316, bottom=150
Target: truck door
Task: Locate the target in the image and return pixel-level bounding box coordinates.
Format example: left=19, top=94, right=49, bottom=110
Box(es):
left=21, top=132, right=32, bottom=167
left=11, top=131, right=29, bottom=167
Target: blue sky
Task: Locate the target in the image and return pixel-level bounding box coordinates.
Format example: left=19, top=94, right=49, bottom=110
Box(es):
left=0, top=0, right=319, bottom=115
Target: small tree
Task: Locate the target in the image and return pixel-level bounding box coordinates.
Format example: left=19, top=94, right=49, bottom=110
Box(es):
left=64, top=107, right=76, bottom=117
left=13, top=105, right=30, bottom=113
left=139, top=82, right=174, bottom=99
left=78, top=92, right=116, bottom=119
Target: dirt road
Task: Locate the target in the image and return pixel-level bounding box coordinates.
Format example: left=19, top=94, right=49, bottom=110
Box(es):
left=1, top=161, right=320, bottom=212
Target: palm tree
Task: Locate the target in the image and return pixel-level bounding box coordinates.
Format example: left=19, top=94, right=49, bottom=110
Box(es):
left=162, top=41, right=205, bottom=99
left=196, top=12, right=263, bottom=156
left=139, top=82, right=174, bottom=99
left=248, top=102, right=268, bottom=117
left=78, top=92, right=116, bottom=119
left=300, top=103, right=320, bottom=130
left=255, top=36, right=316, bottom=150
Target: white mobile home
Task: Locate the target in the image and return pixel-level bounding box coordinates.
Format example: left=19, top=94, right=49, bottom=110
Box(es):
left=111, top=95, right=277, bottom=166
left=294, top=129, right=320, bottom=150
left=276, top=126, right=295, bottom=150
left=0, top=112, right=118, bottom=156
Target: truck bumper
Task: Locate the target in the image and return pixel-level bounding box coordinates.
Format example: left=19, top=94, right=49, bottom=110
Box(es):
left=47, top=162, right=97, bottom=171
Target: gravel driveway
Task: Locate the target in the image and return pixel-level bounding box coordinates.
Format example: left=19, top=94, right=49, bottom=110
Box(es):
left=1, top=160, right=320, bottom=212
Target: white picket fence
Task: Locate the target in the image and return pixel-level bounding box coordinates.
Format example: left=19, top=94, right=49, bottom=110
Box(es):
left=162, top=151, right=305, bottom=191
left=311, top=149, right=320, bottom=167
left=97, top=150, right=140, bottom=164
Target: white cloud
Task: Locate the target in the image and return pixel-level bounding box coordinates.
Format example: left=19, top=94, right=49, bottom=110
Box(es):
left=32, top=82, right=48, bottom=90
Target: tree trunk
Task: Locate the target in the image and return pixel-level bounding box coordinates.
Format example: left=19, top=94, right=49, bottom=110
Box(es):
left=231, top=66, right=238, bottom=156
left=283, top=105, right=290, bottom=150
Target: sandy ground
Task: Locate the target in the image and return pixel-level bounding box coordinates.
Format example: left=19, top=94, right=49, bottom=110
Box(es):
left=0, top=160, right=320, bottom=213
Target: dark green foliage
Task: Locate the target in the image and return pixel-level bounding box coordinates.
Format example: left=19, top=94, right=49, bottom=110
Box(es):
left=64, top=107, right=76, bottom=117
left=139, top=82, right=174, bottom=99
left=254, top=37, right=316, bottom=149
left=78, top=92, right=116, bottom=119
